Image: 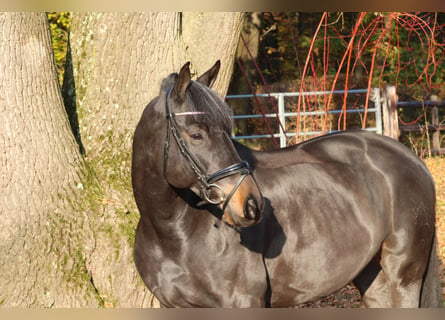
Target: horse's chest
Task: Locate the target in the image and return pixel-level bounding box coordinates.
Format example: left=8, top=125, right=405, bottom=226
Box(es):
left=145, top=237, right=267, bottom=307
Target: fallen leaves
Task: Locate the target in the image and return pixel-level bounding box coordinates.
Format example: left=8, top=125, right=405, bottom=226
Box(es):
left=424, top=157, right=445, bottom=305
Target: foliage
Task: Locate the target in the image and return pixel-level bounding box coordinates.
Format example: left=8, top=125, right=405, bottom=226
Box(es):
left=229, top=12, right=445, bottom=153
left=240, top=12, right=445, bottom=97
left=47, top=12, right=71, bottom=85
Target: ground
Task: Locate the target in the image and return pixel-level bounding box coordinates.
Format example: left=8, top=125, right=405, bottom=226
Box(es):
left=298, top=157, right=445, bottom=308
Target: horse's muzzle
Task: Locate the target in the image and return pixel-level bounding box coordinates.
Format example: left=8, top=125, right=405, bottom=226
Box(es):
left=196, top=160, right=264, bottom=228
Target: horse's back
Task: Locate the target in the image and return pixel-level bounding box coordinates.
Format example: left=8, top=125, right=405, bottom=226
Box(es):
left=332, top=131, right=436, bottom=226
left=247, top=131, right=436, bottom=306
left=271, top=130, right=434, bottom=201
left=307, top=130, right=436, bottom=241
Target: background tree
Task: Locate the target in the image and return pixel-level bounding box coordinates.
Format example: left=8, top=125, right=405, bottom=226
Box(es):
left=65, top=12, right=243, bottom=307
left=0, top=12, right=243, bottom=307
left=0, top=12, right=95, bottom=307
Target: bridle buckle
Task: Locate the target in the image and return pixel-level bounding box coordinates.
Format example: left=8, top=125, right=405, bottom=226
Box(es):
left=201, top=183, right=226, bottom=205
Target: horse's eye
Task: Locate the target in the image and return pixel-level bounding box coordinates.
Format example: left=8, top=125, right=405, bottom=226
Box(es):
left=190, top=132, right=203, bottom=141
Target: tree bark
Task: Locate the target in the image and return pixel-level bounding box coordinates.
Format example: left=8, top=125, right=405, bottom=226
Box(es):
left=0, top=12, right=96, bottom=307
left=64, top=12, right=244, bottom=307
left=0, top=11, right=243, bottom=308
left=69, top=12, right=243, bottom=158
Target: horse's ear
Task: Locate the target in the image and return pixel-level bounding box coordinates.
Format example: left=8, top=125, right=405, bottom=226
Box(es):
left=172, top=62, right=191, bottom=101
left=197, top=60, right=221, bottom=88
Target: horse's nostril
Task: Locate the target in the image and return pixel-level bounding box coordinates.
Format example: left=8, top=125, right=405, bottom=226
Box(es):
left=244, top=197, right=259, bottom=220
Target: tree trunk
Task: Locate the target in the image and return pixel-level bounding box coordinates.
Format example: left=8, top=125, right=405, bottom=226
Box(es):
left=69, top=12, right=243, bottom=158
left=228, top=13, right=261, bottom=141
left=63, top=12, right=243, bottom=307
left=0, top=11, right=243, bottom=308
left=0, top=12, right=97, bottom=307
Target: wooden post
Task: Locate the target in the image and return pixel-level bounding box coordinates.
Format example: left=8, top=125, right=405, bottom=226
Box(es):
left=431, top=95, right=440, bottom=155
left=382, top=85, right=400, bottom=140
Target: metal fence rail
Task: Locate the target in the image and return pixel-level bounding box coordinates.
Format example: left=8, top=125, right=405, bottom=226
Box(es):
left=226, top=88, right=382, bottom=148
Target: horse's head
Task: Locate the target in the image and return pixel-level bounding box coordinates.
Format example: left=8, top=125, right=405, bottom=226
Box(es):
left=160, top=61, right=264, bottom=227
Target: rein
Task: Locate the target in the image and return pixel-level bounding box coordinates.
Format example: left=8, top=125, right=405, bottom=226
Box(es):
left=163, top=85, right=254, bottom=212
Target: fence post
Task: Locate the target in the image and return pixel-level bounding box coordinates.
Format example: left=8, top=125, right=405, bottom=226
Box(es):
left=431, top=94, right=440, bottom=155
left=372, top=88, right=383, bottom=135
left=277, top=94, right=286, bottom=148
left=382, top=85, right=399, bottom=140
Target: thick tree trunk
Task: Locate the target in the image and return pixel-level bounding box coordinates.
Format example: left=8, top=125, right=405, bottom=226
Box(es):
left=0, top=12, right=96, bottom=307
left=0, top=12, right=243, bottom=307
left=66, top=12, right=243, bottom=307
left=228, top=13, right=261, bottom=139
left=69, top=12, right=243, bottom=157
left=180, top=12, right=243, bottom=95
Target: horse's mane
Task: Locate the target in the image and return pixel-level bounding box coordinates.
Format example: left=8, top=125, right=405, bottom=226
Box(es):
left=161, top=72, right=233, bottom=134
left=187, top=81, right=232, bottom=133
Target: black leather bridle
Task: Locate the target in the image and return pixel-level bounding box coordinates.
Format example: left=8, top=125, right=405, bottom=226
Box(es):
left=163, top=85, right=256, bottom=213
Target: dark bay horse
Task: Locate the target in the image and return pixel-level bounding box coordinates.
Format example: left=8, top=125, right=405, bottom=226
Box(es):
left=132, top=61, right=442, bottom=307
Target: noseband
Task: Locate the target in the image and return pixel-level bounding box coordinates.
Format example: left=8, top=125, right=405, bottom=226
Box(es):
left=163, top=86, right=254, bottom=213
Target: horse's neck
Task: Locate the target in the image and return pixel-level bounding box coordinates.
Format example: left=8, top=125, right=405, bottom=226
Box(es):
left=140, top=179, right=202, bottom=232
left=145, top=178, right=185, bottom=216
